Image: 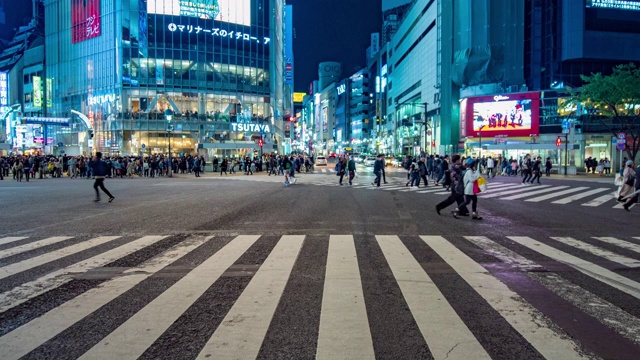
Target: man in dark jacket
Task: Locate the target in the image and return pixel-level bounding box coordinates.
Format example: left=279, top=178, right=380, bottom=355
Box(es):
left=435, top=155, right=469, bottom=216
left=91, top=152, right=114, bottom=202
left=348, top=155, right=357, bottom=185
left=373, top=155, right=384, bottom=187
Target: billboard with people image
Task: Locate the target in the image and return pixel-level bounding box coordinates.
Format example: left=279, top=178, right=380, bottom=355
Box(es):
left=461, top=92, right=540, bottom=138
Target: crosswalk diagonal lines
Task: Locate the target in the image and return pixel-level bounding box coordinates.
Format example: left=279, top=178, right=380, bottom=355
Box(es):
left=551, top=188, right=612, bottom=204
left=483, top=183, right=513, bottom=190
left=613, top=202, right=636, bottom=209
left=550, top=237, right=640, bottom=268
left=381, top=186, right=409, bottom=191
left=316, top=235, right=374, bottom=360
left=375, top=235, right=491, bottom=360
left=0, top=235, right=168, bottom=313
left=422, top=236, right=586, bottom=360
left=464, top=236, right=640, bottom=348
left=500, top=186, right=571, bottom=200
left=196, top=235, right=305, bottom=360
left=524, top=187, right=590, bottom=202
left=508, top=237, right=640, bottom=300
left=581, top=193, right=616, bottom=207
left=77, top=235, right=261, bottom=360
left=592, top=237, right=640, bottom=254
left=480, top=185, right=554, bottom=198
left=0, top=237, right=73, bottom=260
left=0, top=237, right=28, bottom=246
left=0, top=236, right=211, bottom=360
left=416, top=188, right=445, bottom=193
left=0, top=236, right=121, bottom=280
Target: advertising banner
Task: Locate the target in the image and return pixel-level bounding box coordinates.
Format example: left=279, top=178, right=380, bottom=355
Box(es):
left=0, top=72, right=7, bottom=106
left=33, top=76, right=42, bottom=108
left=293, top=92, right=305, bottom=103
left=147, top=0, right=251, bottom=26
left=46, top=78, right=52, bottom=108
left=461, top=92, right=540, bottom=138
left=72, top=0, right=101, bottom=44
left=284, top=5, right=294, bottom=85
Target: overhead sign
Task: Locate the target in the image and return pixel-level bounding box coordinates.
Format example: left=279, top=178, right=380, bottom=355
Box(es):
left=167, top=22, right=269, bottom=45
left=231, top=123, right=271, bottom=133
left=587, top=0, right=640, bottom=11
left=72, top=0, right=101, bottom=44
left=293, top=92, right=305, bottom=103
left=23, top=117, right=71, bottom=126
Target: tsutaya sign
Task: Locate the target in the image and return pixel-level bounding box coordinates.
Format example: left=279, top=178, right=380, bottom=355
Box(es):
left=231, top=123, right=271, bottom=133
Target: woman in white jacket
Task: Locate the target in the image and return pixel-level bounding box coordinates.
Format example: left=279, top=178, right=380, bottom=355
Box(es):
left=453, top=158, right=483, bottom=220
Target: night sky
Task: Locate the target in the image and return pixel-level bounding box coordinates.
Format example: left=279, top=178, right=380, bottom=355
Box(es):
left=289, top=0, right=382, bottom=92
left=2, top=1, right=382, bottom=94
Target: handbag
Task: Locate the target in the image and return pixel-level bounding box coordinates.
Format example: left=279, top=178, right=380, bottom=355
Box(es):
left=476, top=176, right=487, bottom=192
left=473, top=180, right=481, bottom=194
left=625, top=177, right=635, bottom=186
left=614, top=175, right=624, bottom=186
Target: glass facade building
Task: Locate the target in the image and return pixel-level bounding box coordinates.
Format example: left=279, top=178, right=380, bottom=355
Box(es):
left=44, top=0, right=286, bottom=157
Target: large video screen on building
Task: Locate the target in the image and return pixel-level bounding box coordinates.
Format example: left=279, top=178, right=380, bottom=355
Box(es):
left=585, top=0, right=640, bottom=33
left=72, top=0, right=101, bottom=44
left=147, top=0, right=251, bottom=26
left=461, top=92, right=540, bottom=138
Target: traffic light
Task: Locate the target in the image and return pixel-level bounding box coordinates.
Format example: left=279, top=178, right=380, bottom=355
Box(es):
left=258, top=138, right=264, bottom=147
left=556, top=136, right=562, bottom=147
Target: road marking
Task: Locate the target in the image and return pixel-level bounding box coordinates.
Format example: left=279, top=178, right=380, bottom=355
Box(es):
left=524, top=187, right=589, bottom=202
left=551, top=188, right=611, bottom=204
left=500, top=186, right=570, bottom=200
left=592, top=237, right=640, bottom=254
left=423, top=236, right=585, bottom=360
left=316, top=235, right=374, bottom=359
left=0, top=237, right=73, bottom=260
left=465, top=236, right=640, bottom=347
left=480, top=185, right=553, bottom=198
left=0, top=236, right=121, bottom=280
left=381, top=186, right=409, bottom=191
left=613, top=202, right=636, bottom=209
left=376, top=235, right=490, bottom=360
left=416, top=188, right=446, bottom=193
left=0, top=237, right=28, bottom=246
left=0, top=236, right=168, bottom=312
left=508, top=237, right=640, bottom=300
left=0, top=236, right=210, bottom=360
left=78, top=235, right=261, bottom=360
left=550, top=237, right=640, bottom=267
left=197, top=235, right=304, bottom=360
left=581, top=193, right=616, bottom=207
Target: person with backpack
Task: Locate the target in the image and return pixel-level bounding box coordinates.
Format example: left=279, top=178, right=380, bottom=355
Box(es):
left=283, top=156, right=294, bottom=185
left=521, top=154, right=533, bottom=184
left=408, top=161, right=420, bottom=188
left=435, top=155, right=469, bottom=216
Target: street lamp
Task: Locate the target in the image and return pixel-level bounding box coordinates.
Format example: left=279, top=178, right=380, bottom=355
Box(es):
left=165, top=109, right=173, bottom=177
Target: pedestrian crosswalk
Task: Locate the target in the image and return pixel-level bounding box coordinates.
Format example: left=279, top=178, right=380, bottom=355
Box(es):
left=217, top=174, right=630, bottom=209
left=1, top=233, right=639, bottom=359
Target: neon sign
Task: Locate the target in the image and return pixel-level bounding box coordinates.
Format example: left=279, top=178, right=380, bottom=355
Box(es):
left=0, top=72, right=7, bottom=106
left=167, top=23, right=270, bottom=44
left=336, top=84, right=346, bottom=95
left=231, top=123, right=271, bottom=133
left=587, top=0, right=640, bottom=11
left=493, top=95, right=510, bottom=101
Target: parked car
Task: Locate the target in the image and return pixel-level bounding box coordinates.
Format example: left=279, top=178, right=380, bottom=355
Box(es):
left=363, top=156, right=376, bottom=166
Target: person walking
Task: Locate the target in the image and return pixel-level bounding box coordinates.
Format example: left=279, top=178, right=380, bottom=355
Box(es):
left=452, top=158, right=483, bottom=220
left=435, top=155, right=469, bottom=216
left=418, top=157, right=429, bottom=186
left=623, top=162, right=640, bottom=211
left=545, top=157, right=552, bottom=177
left=530, top=156, right=542, bottom=184
left=337, top=156, right=347, bottom=185
left=521, top=154, right=533, bottom=184
left=91, top=152, right=115, bottom=203
left=373, top=155, right=384, bottom=187
left=348, top=155, right=356, bottom=185
left=220, top=158, right=228, bottom=176
left=486, top=156, right=495, bottom=178
left=618, top=160, right=636, bottom=202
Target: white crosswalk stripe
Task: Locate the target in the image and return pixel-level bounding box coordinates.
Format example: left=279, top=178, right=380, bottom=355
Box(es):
left=2, top=232, right=640, bottom=358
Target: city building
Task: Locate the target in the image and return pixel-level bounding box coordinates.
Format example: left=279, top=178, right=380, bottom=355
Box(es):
left=30, top=0, right=288, bottom=158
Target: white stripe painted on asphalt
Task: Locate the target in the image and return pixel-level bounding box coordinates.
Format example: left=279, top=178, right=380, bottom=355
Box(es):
left=197, top=235, right=304, bottom=360
left=508, top=236, right=640, bottom=300
left=592, top=237, right=640, bottom=254
left=0, top=237, right=28, bottom=246
left=381, top=186, right=409, bottom=191
left=480, top=185, right=553, bottom=198
left=524, top=187, right=589, bottom=202
left=78, top=235, right=261, bottom=360
left=581, top=193, right=616, bottom=207
left=465, top=236, right=640, bottom=346
left=0, top=236, right=168, bottom=313
left=0, top=236, right=121, bottom=280
left=500, top=186, right=570, bottom=200
left=376, top=235, right=490, bottom=360
left=550, top=237, right=640, bottom=267
left=317, top=235, right=374, bottom=360
left=613, top=202, right=636, bottom=209
left=423, top=236, right=585, bottom=360
left=0, top=237, right=73, bottom=260
left=551, top=188, right=611, bottom=204
left=0, top=236, right=211, bottom=360
left=416, top=188, right=447, bottom=194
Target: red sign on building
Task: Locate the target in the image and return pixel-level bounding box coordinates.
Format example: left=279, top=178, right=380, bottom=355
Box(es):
left=460, top=92, right=540, bottom=138
left=72, top=0, right=101, bottom=44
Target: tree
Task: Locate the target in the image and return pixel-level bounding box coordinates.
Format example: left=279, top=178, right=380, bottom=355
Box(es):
left=573, top=63, right=640, bottom=162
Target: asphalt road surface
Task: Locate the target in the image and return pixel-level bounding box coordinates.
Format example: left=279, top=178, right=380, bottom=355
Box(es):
left=0, top=169, right=638, bottom=359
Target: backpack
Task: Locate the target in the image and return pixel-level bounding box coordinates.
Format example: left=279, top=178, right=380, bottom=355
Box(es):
left=334, top=163, right=340, bottom=172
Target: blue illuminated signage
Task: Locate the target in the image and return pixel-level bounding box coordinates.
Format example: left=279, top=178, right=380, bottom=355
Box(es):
left=167, top=23, right=270, bottom=44
left=586, top=0, right=640, bottom=11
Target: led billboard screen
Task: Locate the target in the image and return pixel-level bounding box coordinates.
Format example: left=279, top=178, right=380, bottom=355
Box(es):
left=72, top=0, right=102, bottom=44
left=147, top=0, right=251, bottom=26
left=461, top=92, right=540, bottom=138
